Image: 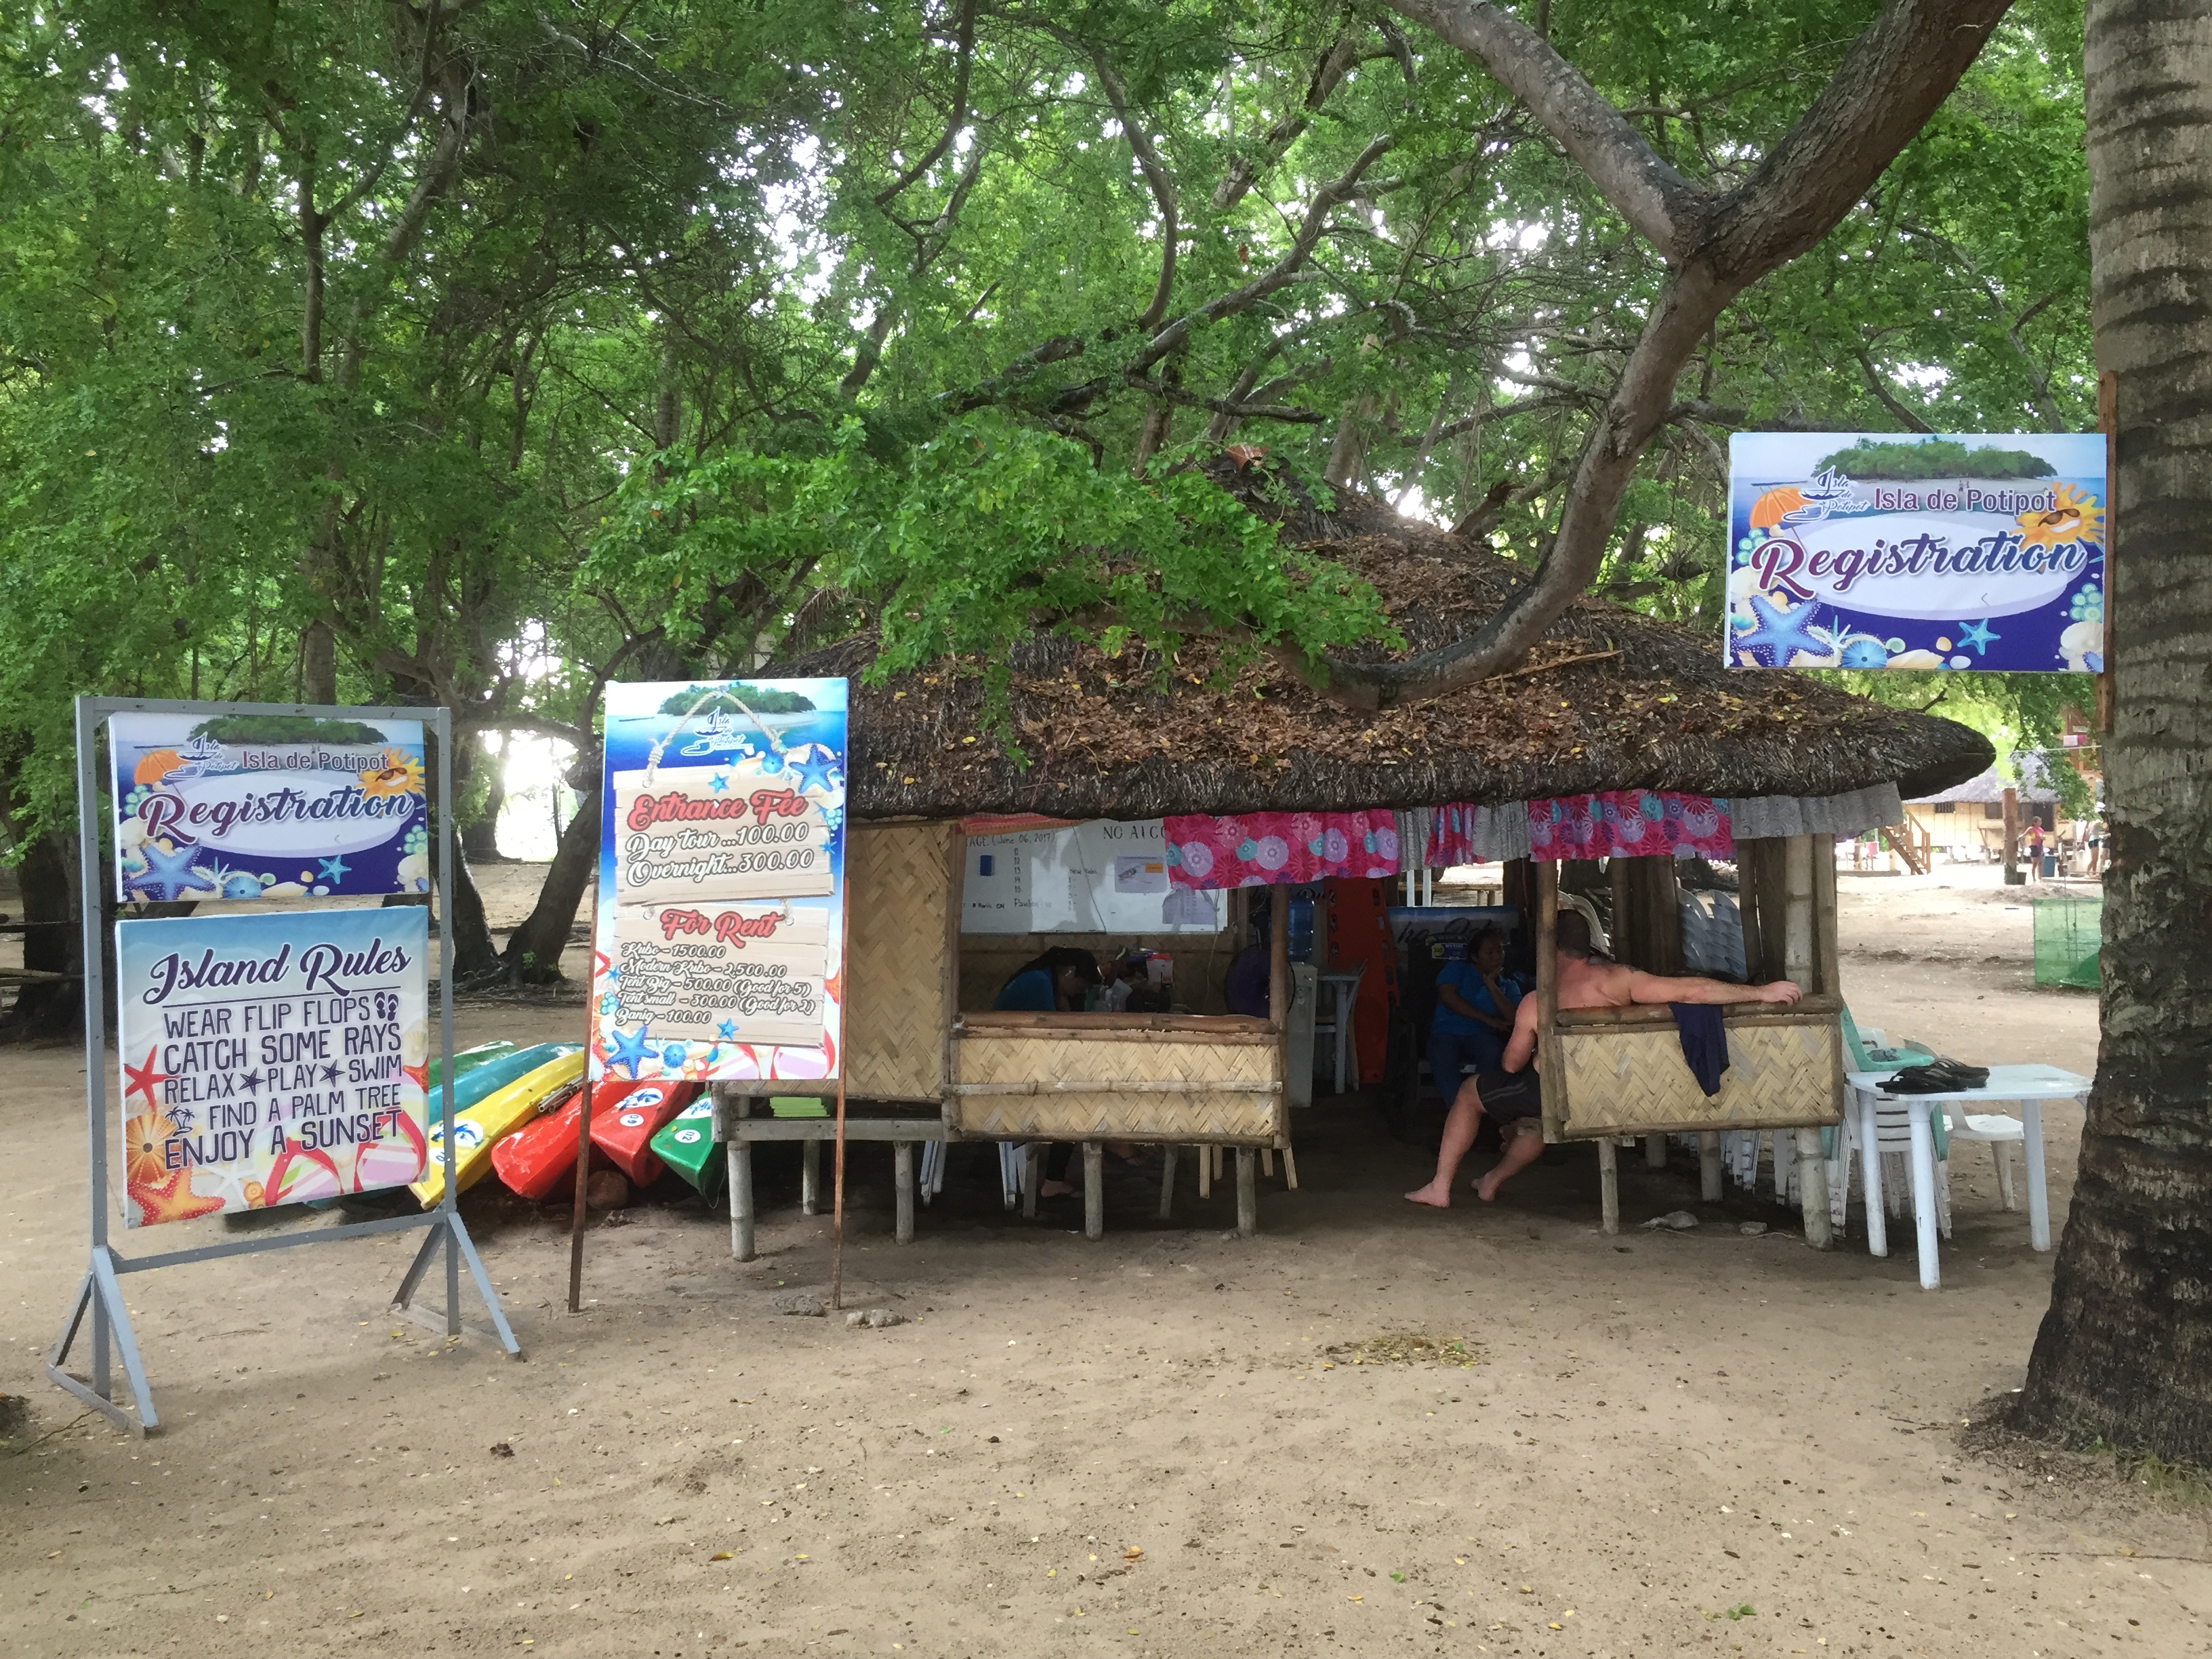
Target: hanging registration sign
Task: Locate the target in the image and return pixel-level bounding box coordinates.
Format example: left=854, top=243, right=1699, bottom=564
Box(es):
left=109, top=712, right=429, bottom=901
left=591, top=680, right=847, bottom=1085
left=1726, top=433, right=2106, bottom=673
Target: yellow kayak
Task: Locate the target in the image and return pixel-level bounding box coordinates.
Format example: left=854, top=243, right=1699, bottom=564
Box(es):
left=412, top=1046, right=585, bottom=1208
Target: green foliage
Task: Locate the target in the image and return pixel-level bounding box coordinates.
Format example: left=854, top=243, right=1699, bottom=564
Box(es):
left=0, top=0, right=2097, bottom=845
left=1815, top=438, right=2056, bottom=480
left=655, top=686, right=817, bottom=716
left=587, top=414, right=1397, bottom=716
left=191, top=718, right=391, bottom=745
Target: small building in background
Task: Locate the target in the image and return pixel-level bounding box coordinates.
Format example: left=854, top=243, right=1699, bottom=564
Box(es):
left=1904, top=754, right=2064, bottom=861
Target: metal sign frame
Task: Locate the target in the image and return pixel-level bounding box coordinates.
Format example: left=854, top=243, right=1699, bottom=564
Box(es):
left=48, top=696, right=518, bottom=1436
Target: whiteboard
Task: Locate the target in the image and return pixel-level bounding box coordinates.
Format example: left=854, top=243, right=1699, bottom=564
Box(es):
left=962, top=819, right=1225, bottom=935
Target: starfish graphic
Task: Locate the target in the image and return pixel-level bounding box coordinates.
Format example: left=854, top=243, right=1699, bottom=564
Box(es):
left=1729, top=590, right=1830, bottom=666
left=790, top=747, right=843, bottom=794
left=123, top=1046, right=171, bottom=1107
left=605, top=1022, right=655, bottom=1078
left=125, top=839, right=209, bottom=903
left=321, top=1061, right=341, bottom=1085
left=318, top=854, right=351, bottom=884
left=239, top=1068, right=264, bottom=1094
left=710, top=770, right=731, bottom=794
left=1957, top=618, right=2001, bottom=656
left=718, top=1019, right=738, bottom=1040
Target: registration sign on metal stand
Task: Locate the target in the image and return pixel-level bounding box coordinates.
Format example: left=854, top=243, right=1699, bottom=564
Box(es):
left=47, top=697, right=518, bottom=1436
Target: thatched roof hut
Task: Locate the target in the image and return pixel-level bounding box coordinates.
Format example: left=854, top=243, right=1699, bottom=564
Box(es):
left=792, top=460, right=1991, bottom=821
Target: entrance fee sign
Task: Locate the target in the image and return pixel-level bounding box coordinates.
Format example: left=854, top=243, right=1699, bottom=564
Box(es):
left=609, top=767, right=835, bottom=903
left=592, top=679, right=846, bottom=1084
left=115, top=907, right=430, bottom=1226
left=109, top=713, right=428, bottom=901
left=1726, top=432, right=2106, bottom=673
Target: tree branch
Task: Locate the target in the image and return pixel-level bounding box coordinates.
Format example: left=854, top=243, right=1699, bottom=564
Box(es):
left=874, top=0, right=979, bottom=207
left=1212, top=28, right=1364, bottom=213
left=1380, top=0, right=1709, bottom=258
left=1853, top=345, right=1937, bottom=432
left=1130, top=134, right=1395, bottom=375
left=1090, top=50, right=1179, bottom=333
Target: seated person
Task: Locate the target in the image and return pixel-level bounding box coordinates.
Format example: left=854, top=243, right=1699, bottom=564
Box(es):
left=1406, top=912, right=1800, bottom=1208
left=994, top=948, right=1103, bottom=1014
left=1426, top=927, right=1523, bottom=1095
left=1223, top=941, right=1271, bottom=1018
left=992, top=949, right=1103, bottom=1199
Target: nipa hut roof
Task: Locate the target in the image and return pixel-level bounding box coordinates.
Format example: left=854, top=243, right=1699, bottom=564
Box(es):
left=790, top=459, right=1992, bottom=822
left=1908, top=756, right=2066, bottom=806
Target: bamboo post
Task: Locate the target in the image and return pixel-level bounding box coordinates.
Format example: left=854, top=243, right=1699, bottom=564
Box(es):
left=1736, top=841, right=1768, bottom=983
left=830, top=895, right=852, bottom=1310
left=893, top=1142, right=915, bottom=1244
left=1021, top=1143, right=1040, bottom=1218
left=567, top=1076, right=596, bottom=1312
left=1197, top=1143, right=1211, bottom=1199
left=729, top=1139, right=756, bottom=1261
left=1609, top=857, right=1633, bottom=966
left=2003, top=786, right=2020, bottom=885
left=1784, top=835, right=1833, bottom=1248
left=1082, top=1142, right=1104, bottom=1241
left=801, top=1139, right=820, bottom=1216
left=1597, top=1136, right=1619, bottom=1235
left=1534, top=859, right=1562, bottom=1143
left=1699, top=1132, right=1724, bottom=1202
left=1235, top=1147, right=1257, bottom=1237
left=1269, top=880, right=1290, bottom=1122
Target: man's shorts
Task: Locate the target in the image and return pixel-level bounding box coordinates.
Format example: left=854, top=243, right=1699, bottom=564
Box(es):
left=1475, top=1067, right=1543, bottom=1124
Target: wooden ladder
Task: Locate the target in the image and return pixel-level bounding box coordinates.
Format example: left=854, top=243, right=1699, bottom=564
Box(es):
left=1881, top=823, right=1927, bottom=875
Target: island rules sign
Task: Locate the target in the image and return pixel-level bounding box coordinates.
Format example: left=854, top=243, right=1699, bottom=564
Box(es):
left=115, top=908, right=430, bottom=1227
left=110, top=712, right=429, bottom=901
left=591, top=680, right=847, bottom=1085
left=1726, top=433, right=2106, bottom=673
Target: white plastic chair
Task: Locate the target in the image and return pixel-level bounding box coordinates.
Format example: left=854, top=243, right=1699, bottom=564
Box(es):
left=1941, top=1109, right=2030, bottom=1212
left=1312, top=962, right=1367, bottom=1094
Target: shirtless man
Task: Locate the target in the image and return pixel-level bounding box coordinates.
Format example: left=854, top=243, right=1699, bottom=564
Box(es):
left=1406, top=912, right=1801, bottom=1207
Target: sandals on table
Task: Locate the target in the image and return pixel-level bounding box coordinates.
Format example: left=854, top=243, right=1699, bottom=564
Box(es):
left=1879, top=1057, right=1990, bottom=1094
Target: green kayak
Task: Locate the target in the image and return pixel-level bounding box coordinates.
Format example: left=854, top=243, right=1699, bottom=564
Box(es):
left=650, top=1097, right=724, bottom=1201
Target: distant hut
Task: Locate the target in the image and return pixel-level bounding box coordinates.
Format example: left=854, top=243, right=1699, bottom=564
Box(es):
left=717, top=464, right=1990, bottom=1247
left=1905, top=756, right=2068, bottom=861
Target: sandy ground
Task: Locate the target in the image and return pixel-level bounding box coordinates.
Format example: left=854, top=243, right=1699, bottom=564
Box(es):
left=5, top=864, right=2207, bottom=1658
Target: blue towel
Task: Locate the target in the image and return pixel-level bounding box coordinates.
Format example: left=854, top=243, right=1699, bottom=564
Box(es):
left=1670, top=1003, right=1729, bottom=1096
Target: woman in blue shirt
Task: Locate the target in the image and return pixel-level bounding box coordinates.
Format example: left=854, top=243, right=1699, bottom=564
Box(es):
left=1427, top=929, right=1523, bottom=1101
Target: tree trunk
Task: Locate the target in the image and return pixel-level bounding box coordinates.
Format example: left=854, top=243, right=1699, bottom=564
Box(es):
left=3, top=828, right=83, bottom=1041
left=2017, top=0, right=2212, bottom=1465
left=501, top=773, right=600, bottom=985
left=445, top=843, right=503, bottom=985
left=461, top=735, right=506, bottom=864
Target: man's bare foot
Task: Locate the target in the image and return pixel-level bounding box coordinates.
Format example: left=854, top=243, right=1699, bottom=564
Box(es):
left=1405, top=1181, right=1452, bottom=1208
left=1039, top=1179, right=1077, bottom=1199
left=1473, top=1170, right=1505, bottom=1202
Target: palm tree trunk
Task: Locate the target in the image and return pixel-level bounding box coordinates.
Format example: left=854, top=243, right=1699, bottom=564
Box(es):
left=2017, top=0, right=2212, bottom=1463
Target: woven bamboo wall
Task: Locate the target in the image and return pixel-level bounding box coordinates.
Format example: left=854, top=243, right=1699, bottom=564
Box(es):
left=949, top=1027, right=1282, bottom=1143
left=1555, top=1017, right=1841, bottom=1139
left=844, top=823, right=956, bottom=1102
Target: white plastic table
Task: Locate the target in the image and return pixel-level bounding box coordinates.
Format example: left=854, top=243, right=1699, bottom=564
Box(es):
left=1845, top=1064, right=2087, bottom=1289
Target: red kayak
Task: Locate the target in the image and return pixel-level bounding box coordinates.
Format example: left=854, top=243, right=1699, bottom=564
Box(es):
left=489, top=1090, right=588, bottom=1201
left=589, top=1078, right=699, bottom=1186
